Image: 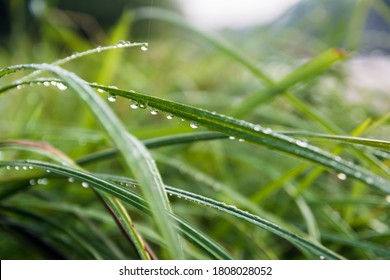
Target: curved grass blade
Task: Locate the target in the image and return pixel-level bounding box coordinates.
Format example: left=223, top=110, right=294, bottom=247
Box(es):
left=0, top=160, right=342, bottom=259
left=0, top=160, right=232, bottom=260
left=89, top=84, right=389, bottom=193
left=0, top=140, right=152, bottom=260
left=284, top=131, right=390, bottom=151
left=2, top=72, right=386, bottom=191
left=92, top=173, right=343, bottom=260
left=0, top=63, right=183, bottom=259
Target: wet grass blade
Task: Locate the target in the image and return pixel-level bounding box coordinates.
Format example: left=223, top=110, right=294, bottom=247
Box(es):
left=0, top=160, right=233, bottom=260
left=0, top=63, right=183, bottom=259
left=90, top=84, right=389, bottom=193
left=0, top=160, right=342, bottom=259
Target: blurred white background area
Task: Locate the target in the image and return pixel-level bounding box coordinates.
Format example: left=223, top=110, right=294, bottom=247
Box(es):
left=177, top=0, right=301, bottom=30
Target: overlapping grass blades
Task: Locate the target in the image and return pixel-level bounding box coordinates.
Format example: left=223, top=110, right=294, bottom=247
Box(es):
left=90, top=83, right=389, bottom=192
left=0, top=160, right=343, bottom=259
left=0, top=63, right=183, bottom=259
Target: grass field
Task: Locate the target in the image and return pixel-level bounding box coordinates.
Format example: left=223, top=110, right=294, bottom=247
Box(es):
left=0, top=2, right=389, bottom=260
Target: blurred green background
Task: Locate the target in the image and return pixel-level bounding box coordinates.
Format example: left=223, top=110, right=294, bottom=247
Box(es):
left=0, top=0, right=389, bottom=259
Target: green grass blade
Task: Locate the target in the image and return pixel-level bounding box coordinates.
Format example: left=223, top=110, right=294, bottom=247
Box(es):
left=89, top=84, right=389, bottom=193
left=0, top=63, right=183, bottom=259
left=0, top=139, right=152, bottom=260
left=100, top=195, right=151, bottom=260
left=1, top=160, right=233, bottom=260
left=95, top=173, right=343, bottom=260
left=0, top=160, right=342, bottom=259
left=284, top=131, right=390, bottom=151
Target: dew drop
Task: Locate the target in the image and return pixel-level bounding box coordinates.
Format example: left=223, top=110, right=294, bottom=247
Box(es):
left=166, top=114, right=174, bottom=120
left=263, top=128, right=273, bottom=134
left=29, top=166, right=34, bottom=170
left=15, top=166, right=20, bottom=170
left=296, top=139, right=309, bottom=148
left=190, top=122, right=199, bottom=129
left=81, top=182, right=89, bottom=188
left=37, top=178, right=49, bottom=185
left=68, top=177, right=75, bottom=183
left=57, top=83, right=67, bottom=91
left=97, top=88, right=105, bottom=93
left=117, top=40, right=126, bottom=48
left=108, top=95, right=117, bottom=102
left=229, top=136, right=236, bottom=140
left=43, top=81, right=50, bottom=87
left=365, top=177, right=374, bottom=185
left=23, top=166, right=28, bottom=170
left=320, top=256, right=325, bottom=260
left=141, top=44, right=148, bottom=51
left=46, top=170, right=51, bottom=173
left=253, top=125, right=262, bottom=132
left=6, top=166, right=11, bottom=170
left=150, top=109, right=158, bottom=115
left=385, top=195, right=390, bottom=203
left=50, top=81, right=57, bottom=86
left=138, top=101, right=148, bottom=109
left=337, top=173, right=347, bottom=180
left=29, top=179, right=36, bottom=186
left=238, top=138, right=245, bottom=142
left=17, top=85, right=24, bottom=90
left=96, top=46, right=102, bottom=52
left=130, top=101, right=139, bottom=109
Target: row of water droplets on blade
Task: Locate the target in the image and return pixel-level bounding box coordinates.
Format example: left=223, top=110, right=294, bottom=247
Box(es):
left=61, top=41, right=148, bottom=63
left=100, top=87, right=202, bottom=130
left=13, top=79, right=68, bottom=92
left=2, top=165, right=91, bottom=189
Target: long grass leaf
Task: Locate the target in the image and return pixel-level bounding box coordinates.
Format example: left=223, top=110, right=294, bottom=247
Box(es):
left=0, top=63, right=183, bottom=259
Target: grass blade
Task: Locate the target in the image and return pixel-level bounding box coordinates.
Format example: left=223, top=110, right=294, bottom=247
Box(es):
left=0, top=63, right=183, bottom=259
left=0, top=160, right=342, bottom=259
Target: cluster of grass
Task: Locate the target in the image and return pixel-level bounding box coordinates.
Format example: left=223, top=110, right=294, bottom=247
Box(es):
left=0, top=5, right=389, bottom=260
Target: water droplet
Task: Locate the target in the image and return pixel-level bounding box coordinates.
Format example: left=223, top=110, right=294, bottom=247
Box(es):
left=130, top=101, right=139, bottom=109
left=97, top=88, right=105, bottom=93
left=22, top=166, right=28, bottom=170
left=141, top=44, right=148, bottom=51
left=57, top=83, right=67, bottom=91
left=263, top=128, right=273, bottom=134
left=28, top=166, right=34, bottom=170
left=15, top=166, right=20, bottom=170
left=385, top=195, right=390, bottom=203
left=238, top=138, right=245, bottom=142
left=46, top=170, right=51, bottom=173
left=17, top=85, right=24, bottom=90
left=253, top=125, right=262, bottom=131
left=96, top=46, right=102, bottom=52
left=108, top=95, right=117, bottom=102
left=334, top=156, right=342, bottom=162
left=365, top=177, right=374, bottom=185
left=37, top=178, right=49, bottom=185
left=229, top=136, right=236, bottom=140
left=68, top=177, right=75, bottom=183
left=50, top=81, right=57, bottom=86
left=296, top=139, right=308, bottom=148
left=29, top=179, right=36, bottom=186
left=81, top=182, right=89, bottom=188
left=166, top=114, right=174, bottom=120
left=320, top=256, right=325, bottom=260
left=190, top=122, right=199, bottom=129
left=138, top=101, right=148, bottom=109
left=43, top=81, right=50, bottom=87
left=117, top=40, right=126, bottom=48
left=150, top=109, right=158, bottom=115
left=337, top=173, right=347, bottom=180
left=6, top=166, right=11, bottom=170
